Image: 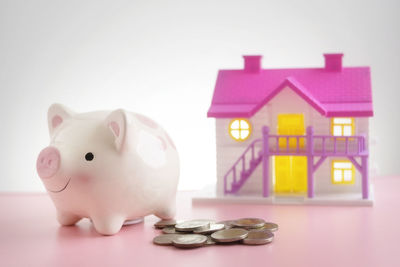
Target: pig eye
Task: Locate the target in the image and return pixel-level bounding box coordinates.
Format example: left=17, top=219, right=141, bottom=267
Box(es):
left=85, top=152, right=94, bottom=161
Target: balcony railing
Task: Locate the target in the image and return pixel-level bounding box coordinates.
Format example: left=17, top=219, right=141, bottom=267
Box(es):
left=263, top=126, right=367, bottom=156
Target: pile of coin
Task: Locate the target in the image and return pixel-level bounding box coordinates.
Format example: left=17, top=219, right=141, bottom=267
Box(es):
left=153, top=218, right=278, bottom=249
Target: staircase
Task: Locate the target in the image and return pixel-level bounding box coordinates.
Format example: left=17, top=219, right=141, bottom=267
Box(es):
left=224, top=139, right=263, bottom=194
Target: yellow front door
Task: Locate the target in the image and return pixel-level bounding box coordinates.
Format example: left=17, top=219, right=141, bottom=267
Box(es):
left=274, top=114, right=307, bottom=194
left=274, top=156, right=307, bottom=193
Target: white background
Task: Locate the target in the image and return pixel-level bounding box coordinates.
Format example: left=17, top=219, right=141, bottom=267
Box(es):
left=0, top=0, right=399, bottom=192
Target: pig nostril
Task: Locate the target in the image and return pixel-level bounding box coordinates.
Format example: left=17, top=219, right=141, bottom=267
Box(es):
left=37, top=147, right=60, bottom=179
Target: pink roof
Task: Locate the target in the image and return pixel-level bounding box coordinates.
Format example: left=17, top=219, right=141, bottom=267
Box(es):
left=208, top=56, right=373, bottom=118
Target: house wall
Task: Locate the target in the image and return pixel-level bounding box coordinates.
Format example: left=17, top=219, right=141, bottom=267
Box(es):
left=214, top=86, right=370, bottom=197
left=312, top=115, right=369, bottom=195
left=314, top=157, right=362, bottom=194
left=215, top=104, right=270, bottom=196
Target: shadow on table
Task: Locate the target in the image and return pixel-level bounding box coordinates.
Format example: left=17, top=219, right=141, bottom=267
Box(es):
left=56, top=218, right=146, bottom=240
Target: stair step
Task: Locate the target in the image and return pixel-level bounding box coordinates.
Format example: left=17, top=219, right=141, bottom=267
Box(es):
left=241, top=171, right=250, bottom=178
left=250, top=157, right=262, bottom=166
left=230, top=184, right=239, bottom=193
left=250, top=161, right=257, bottom=168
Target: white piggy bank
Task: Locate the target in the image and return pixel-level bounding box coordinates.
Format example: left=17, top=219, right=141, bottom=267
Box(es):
left=36, top=104, right=179, bottom=235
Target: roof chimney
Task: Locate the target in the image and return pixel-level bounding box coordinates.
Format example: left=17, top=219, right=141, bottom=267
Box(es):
left=324, top=53, right=343, bottom=71
left=243, top=55, right=262, bottom=73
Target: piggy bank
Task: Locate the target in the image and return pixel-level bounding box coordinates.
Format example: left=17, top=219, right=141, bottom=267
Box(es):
left=36, top=104, right=179, bottom=235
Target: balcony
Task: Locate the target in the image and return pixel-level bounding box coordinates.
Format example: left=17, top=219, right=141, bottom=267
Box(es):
left=263, top=126, right=367, bottom=157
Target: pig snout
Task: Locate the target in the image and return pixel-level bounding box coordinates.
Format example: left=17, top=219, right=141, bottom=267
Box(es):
left=37, top=147, right=60, bottom=179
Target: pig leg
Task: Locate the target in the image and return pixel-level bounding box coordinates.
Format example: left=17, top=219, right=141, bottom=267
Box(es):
left=91, top=215, right=125, bottom=235
left=155, top=202, right=176, bottom=220
left=57, top=211, right=81, bottom=226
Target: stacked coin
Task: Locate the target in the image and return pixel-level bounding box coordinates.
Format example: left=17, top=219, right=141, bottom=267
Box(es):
left=153, top=218, right=278, bottom=249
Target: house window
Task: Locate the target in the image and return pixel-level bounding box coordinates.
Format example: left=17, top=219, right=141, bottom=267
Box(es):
left=331, top=118, right=354, bottom=136
left=229, top=119, right=251, bottom=141
left=331, top=160, right=355, bottom=184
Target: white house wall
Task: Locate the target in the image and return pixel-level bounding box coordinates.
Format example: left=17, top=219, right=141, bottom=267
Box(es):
left=314, top=157, right=362, bottom=194
left=214, top=86, right=370, bottom=197
left=267, top=87, right=316, bottom=135
left=311, top=115, right=368, bottom=195
left=215, top=104, right=270, bottom=196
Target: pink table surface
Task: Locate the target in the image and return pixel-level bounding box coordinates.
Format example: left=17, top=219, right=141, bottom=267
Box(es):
left=1, top=177, right=400, bottom=267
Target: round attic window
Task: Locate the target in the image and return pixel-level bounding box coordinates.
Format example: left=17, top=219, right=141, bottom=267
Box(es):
left=229, top=119, right=252, bottom=142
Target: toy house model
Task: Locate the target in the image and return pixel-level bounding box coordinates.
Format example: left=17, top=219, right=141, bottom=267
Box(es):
left=206, top=54, right=373, bottom=205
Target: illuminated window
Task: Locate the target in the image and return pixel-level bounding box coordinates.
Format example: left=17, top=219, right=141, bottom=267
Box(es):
left=229, top=119, right=251, bottom=141
left=331, top=160, right=355, bottom=184
left=331, top=118, right=354, bottom=137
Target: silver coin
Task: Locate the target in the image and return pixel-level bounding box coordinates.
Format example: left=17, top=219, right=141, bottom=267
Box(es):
left=233, top=218, right=266, bottom=229
left=153, top=234, right=183, bottom=246
left=211, top=228, right=249, bottom=243
left=175, top=219, right=213, bottom=232
left=242, top=229, right=274, bottom=245
left=193, top=223, right=225, bottom=234
left=162, top=226, right=179, bottom=234
left=216, top=220, right=235, bottom=229
left=154, top=219, right=179, bottom=229
left=259, top=222, right=279, bottom=232
left=172, top=234, right=207, bottom=248
left=204, top=236, right=216, bottom=246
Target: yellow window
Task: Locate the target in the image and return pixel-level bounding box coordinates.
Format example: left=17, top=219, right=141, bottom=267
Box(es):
left=229, top=119, right=251, bottom=141
left=331, top=160, right=355, bottom=184
left=331, top=118, right=354, bottom=137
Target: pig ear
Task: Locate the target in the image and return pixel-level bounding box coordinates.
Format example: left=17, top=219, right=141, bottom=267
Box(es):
left=105, top=109, right=128, bottom=151
left=47, top=103, right=75, bottom=137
